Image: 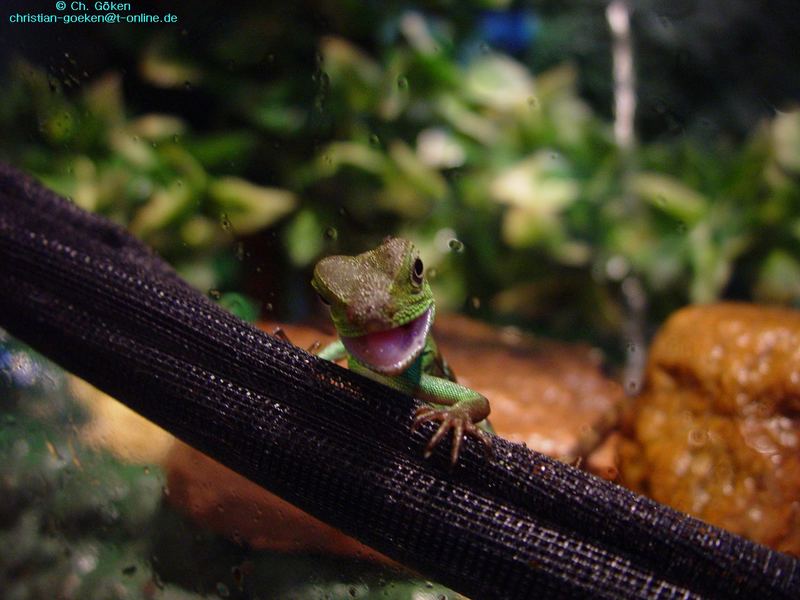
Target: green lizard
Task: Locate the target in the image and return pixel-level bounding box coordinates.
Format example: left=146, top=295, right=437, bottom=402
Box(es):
left=311, top=236, right=492, bottom=465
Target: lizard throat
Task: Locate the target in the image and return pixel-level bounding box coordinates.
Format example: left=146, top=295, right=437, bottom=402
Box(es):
left=340, top=307, right=433, bottom=376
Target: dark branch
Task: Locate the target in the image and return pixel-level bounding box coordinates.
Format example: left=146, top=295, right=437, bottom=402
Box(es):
left=0, top=162, right=797, bottom=599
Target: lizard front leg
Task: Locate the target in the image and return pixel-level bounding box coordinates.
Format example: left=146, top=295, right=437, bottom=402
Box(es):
left=411, top=375, right=492, bottom=465
left=316, top=339, right=347, bottom=361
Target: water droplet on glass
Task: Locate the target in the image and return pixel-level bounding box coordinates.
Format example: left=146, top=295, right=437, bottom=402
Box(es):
left=220, top=213, right=232, bottom=232
left=397, top=76, right=409, bottom=89
left=688, top=428, right=707, bottom=447
left=264, top=302, right=273, bottom=312
left=236, top=242, right=245, bottom=261
left=325, top=226, right=338, bottom=240
left=448, top=238, right=464, bottom=252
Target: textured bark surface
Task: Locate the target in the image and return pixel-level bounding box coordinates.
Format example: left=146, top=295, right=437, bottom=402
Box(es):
left=1, top=162, right=798, bottom=599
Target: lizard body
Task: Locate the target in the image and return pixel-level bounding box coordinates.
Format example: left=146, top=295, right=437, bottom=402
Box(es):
left=312, top=237, right=491, bottom=465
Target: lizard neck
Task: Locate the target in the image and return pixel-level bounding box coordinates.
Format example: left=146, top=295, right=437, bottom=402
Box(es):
left=347, top=341, right=427, bottom=393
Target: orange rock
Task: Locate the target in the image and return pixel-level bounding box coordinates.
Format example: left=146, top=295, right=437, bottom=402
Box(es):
left=432, top=314, right=623, bottom=464
left=619, top=303, right=800, bottom=555
left=165, top=439, right=390, bottom=560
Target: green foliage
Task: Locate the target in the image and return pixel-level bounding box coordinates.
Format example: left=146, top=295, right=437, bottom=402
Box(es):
left=1, top=8, right=799, bottom=341
left=283, top=23, right=800, bottom=335
left=0, top=61, right=295, bottom=296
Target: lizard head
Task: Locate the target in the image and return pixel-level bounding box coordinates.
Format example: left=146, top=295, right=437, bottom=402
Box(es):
left=312, top=237, right=434, bottom=375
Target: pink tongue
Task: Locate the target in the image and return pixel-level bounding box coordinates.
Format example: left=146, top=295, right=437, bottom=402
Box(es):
left=341, top=309, right=430, bottom=373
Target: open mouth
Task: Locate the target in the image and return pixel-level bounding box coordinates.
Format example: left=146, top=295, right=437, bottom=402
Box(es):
left=341, top=307, right=432, bottom=375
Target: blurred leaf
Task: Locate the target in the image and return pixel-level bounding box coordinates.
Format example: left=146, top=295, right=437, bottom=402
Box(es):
left=108, top=129, right=158, bottom=170
left=490, top=152, right=579, bottom=211
left=180, top=216, right=220, bottom=248
left=183, top=132, right=258, bottom=170
left=218, top=292, right=260, bottom=322
left=771, top=109, right=800, bottom=174
left=388, top=140, right=448, bottom=201
left=176, top=259, right=219, bottom=292
left=159, top=145, right=208, bottom=191
left=139, top=44, right=202, bottom=89
left=501, top=205, right=563, bottom=247
left=416, top=127, right=466, bottom=169
left=688, top=220, right=749, bottom=303
left=321, top=36, right=382, bottom=111
left=129, top=115, right=186, bottom=141
left=248, top=102, right=306, bottom=134
left=84, top=73, right=125, bottom=127
left=754, top=250, right=800, bottom=304
left=316, top=142, right=386, bottom=177
left=71, top=156, right=100, bottom=211
left=633, top=172, right=707, bottom=224
left=130, top=181, right=194, bottom=238
left=465, top=53, right=535, bottom=112
left=208, top=177, right=296, bottom=235
left=42, top=106, right=79, bottom=144
left=436, top=95, right=498, bottom=144
left=285, top=209, right=324, bottom=267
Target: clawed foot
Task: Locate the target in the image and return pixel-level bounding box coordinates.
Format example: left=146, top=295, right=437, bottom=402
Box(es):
left=272, top=327, right=291, bottom=343
left=272, top=328, right=321, bottom=353
left=411, top=406, right=492, bottom=466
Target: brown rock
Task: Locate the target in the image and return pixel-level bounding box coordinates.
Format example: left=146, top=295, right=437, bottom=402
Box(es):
left=619, top=303, right=800, bottom=555
left=165, top=439, right=390, bottom=560
left=433, top=314, right=624, bottom=464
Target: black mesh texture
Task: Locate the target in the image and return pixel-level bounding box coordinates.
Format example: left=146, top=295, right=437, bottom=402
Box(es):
left=0, top=162, right=798, bottom=599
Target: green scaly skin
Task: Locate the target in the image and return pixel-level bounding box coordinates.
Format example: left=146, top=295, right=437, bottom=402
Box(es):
left=312, top=237, right=492, bottom=465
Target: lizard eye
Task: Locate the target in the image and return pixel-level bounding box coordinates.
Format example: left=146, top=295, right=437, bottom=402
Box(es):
left=411, top=257, right=424, bottom=288
left=316, top=291, right=331, bottom=306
